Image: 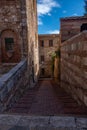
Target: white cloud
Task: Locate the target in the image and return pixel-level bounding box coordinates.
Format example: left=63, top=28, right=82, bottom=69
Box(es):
left=63, top=10, right=67, bottom=14
left=37, top=0, right=60, bottom=16
left=72, top=13, right=78, bottom=16
left=48, top=29, right=60, bottom=34
left=38, top=18, right=43, bottom=25
left=37, top=0, right=60, bottom=25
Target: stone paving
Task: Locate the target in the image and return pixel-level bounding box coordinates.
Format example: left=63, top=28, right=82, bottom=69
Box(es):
left=7, top=80, right=87, bottom=116
left=0, top=114, right=87, bottom=130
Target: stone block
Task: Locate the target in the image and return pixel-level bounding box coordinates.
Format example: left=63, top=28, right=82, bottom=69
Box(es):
left=0, top=81, right=4, bottom=91
left=0, top=115, right=21, bottom=126
left=76, top=118, right=87, bottom=128
left=0, top=85, right=8, bottom=101
left=83, top=94, right=87, bottom=106
left=84, top=72, right=87, bottom=79
left=50, top=116, right=76, bottom=128
left=17, top=116, right=49, bottom=127
left=8, top=126, right=30, bottom=130
left=30, top=126, right=80, bottom=130
left=0, top=125, right=12, bottom=130
left=83, top=42, right=87, bottom=51
left=7, top=79, right=14, bottom=92
left=82, top=57, right=87, bottom=66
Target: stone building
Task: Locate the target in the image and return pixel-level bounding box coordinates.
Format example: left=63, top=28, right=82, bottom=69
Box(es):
left=39, top=34, right=60, bottom=78
left=60, top=16, right=87, bottom=42
left=0, top=0, right=39, bottom=83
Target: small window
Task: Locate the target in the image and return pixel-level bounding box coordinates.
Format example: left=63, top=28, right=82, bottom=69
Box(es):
left=49, top=40, right=53, bottom=47
left=41, top=68, right=45, bottom=75
left=80, top=23, right=87, bottom=32
left=40, top=40, right=44, bottom=47
left=5, top=38, right=14, bottom=51
left=32, top=61, right=34, bottom=65
left=68, top=31, right=70, bottom=35
left=41, top=55, right=44, bottom=62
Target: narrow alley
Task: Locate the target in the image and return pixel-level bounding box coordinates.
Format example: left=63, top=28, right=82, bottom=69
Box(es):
left=8, top=80, right=87, bottom=116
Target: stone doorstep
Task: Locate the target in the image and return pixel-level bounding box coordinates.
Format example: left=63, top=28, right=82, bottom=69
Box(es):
left=0, top=126, right=84, bottom=130
left=0, top=114, right=87, bottom=129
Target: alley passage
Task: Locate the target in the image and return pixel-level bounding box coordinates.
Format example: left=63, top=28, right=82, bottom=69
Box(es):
left=8, top=80, right=87, bottom=116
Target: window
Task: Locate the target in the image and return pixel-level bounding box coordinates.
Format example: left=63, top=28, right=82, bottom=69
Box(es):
left=41, top=68, right=45, bottom=75
left=40, top=40, right=44, bottom=47
left=49, top=40, right=53, bottom=47
left=32, top=61, right=34, bottom=65
left=68, top=31, right=71, bottom=35
left=41, top=55, right=44, bottom=62
left=80, top=23, right=87, bottom=32
left=5, top=38, right=14, bottom=51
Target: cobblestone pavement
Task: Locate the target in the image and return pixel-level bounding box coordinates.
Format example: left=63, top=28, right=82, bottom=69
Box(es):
left=8, top=80, right=87, bottom=116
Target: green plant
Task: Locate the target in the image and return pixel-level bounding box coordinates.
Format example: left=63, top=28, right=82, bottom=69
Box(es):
left=50, top=48, right=61, bottom=75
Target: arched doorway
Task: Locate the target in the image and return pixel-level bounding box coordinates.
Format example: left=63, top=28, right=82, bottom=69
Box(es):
left=80, top=23, right=87, bottom=32
left=1, top=30, right=21, bottom=63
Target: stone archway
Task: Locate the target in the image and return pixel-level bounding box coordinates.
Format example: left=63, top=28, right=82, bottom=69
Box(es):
left=0, top=29, right=21, bottom=63
left=80, top=23, right=87, bottom=32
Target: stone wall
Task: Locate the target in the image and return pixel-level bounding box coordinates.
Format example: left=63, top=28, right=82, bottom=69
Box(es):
left=61, top=31, right=87, bottom=106
left=0, top=0, right=27, bottom=63
left=0, top=63, right=16, bottom=77
left=26, top=0, right=39, bottom=83
left=0, top=59, right=29, bottom=112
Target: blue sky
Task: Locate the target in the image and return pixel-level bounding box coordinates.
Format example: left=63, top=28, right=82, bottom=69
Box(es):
left=37, top=0, right=84, bottom=34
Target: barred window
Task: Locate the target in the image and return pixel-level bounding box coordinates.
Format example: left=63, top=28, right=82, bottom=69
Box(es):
left=41, top=55, right=44, bottom=62
left=5, top=38, right=14, bottom=51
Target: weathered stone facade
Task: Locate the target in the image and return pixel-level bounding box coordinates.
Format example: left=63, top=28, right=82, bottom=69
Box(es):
left=61, top=31, right=87, bottom=106
left=0, top=0, right=39, bottom=83
left=39, top=34, right=60, bottom=78
left=60, top=16, right=87, bottom=42
left=25, top=0, right=39, bottom=83
left=0, top=0, right=25, bottom=63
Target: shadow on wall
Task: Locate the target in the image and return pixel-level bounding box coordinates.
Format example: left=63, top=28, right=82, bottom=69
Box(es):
left=8, top=126, right=29, bottom=130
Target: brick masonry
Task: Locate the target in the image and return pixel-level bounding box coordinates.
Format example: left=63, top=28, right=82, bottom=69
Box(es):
left=61, top=31, right=87, bottom=106
left=60, top=16, right=87, bottom=42
left=39, top=34, right=60, bottom=78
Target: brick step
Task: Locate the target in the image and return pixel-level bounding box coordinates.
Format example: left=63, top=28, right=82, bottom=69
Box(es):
left=7, top=80, right=87, bottom=116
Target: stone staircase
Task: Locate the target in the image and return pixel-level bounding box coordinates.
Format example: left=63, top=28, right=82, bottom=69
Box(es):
left=7, top=80, right=87, bottom=116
